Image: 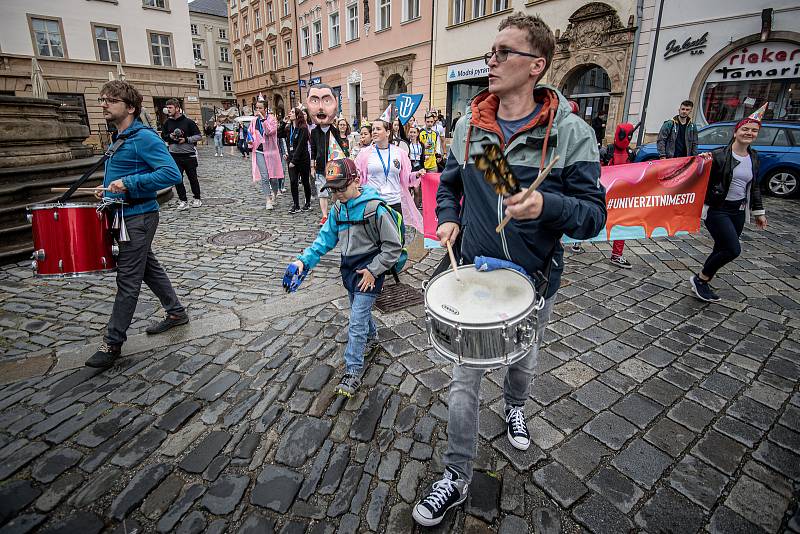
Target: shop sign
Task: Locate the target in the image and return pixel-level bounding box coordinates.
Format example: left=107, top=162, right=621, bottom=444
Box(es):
left=707, top=41, right=800, bottom=82
left=447, top=59, right=489, bottom=82
left=664, top=32, right=708, bottom=60
left=186, top=95, right=199, bottom=103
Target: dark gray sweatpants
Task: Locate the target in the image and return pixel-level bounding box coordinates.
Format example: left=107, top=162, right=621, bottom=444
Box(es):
left=104, top=211, right=184, bottom=346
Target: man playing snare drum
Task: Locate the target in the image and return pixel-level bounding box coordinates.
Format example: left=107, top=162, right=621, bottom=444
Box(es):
left=412, top=13, right=606, bottom=527
left=85, top=81, right=189, bottom=369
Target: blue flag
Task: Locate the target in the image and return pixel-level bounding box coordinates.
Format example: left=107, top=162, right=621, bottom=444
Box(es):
left=395, top=93, right=423, bottom=126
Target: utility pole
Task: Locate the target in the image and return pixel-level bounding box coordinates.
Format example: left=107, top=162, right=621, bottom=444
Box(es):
left=637, top=0, right=665, bottom=147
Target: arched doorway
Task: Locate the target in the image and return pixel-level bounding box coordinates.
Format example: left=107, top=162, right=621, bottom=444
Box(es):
left=384, top=74, right=407, bottom=117
left=273, top=94, right=285, bottom=120
left=562, top=64, right=611, bottom=143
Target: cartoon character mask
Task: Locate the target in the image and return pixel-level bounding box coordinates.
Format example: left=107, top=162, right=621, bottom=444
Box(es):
left=306, top=86, right=338, bottom=126
left=614, top=123, right=634, bottom=150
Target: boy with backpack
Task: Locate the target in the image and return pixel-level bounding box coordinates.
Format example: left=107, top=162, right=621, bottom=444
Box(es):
left=284, top=158, right=403, bottom=397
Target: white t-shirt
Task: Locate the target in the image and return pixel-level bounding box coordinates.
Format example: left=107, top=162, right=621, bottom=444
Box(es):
left=366, top=146, right=402, bottom=205
left=214, top=125, right=224, bottom=135
left=726, top=152, right=753, bottom=201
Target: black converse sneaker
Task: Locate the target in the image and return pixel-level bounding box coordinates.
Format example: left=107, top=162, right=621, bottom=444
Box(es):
left=505, top=406, right=531, bottom=450
left=690, top=275, right=721, bottom=302
left=335, top=373, right=362, bottom=398
left=412, top=466, right=468, bottom=527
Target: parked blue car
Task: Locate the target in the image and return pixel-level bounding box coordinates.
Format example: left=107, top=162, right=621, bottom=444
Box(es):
left=634, top=121, right=800, bottom=198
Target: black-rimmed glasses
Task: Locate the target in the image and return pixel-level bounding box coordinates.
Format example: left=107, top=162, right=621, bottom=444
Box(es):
left=483, top=49, right=541, bottom=65
left=97, top=97, right=125, bottom=105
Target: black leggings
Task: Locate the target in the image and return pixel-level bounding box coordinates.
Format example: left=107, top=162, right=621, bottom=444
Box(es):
left=289, top=163, right=312, bottom=208
left=173, top=156, right=201, bottom=201
left=702, top=200, right=746, bottom=279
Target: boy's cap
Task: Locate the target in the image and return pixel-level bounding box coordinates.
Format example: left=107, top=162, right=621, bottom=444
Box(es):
left=322, top=158, right=358, bottom=190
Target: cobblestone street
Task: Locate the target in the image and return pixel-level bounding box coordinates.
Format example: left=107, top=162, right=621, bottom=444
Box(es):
left=0, top=146, right=798, bottom=533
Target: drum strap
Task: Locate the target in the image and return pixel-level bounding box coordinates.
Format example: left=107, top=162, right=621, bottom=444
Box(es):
left=57, top=133, right=131, bottom=203
left=531, top=243, right=557, bottom=297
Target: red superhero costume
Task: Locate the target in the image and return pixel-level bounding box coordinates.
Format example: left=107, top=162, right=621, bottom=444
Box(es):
left=600, top=123, right=637, bottom=262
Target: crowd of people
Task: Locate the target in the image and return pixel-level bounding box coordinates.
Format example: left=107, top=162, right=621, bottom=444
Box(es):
left=85, top=9, right=771, bottom=529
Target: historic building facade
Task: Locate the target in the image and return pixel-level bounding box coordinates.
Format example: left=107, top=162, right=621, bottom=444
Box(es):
left=0, top=0, right=201, bottom=144
left=431, top=0, right=637, bottom=143
left=189, top=0, right=237, bottom=125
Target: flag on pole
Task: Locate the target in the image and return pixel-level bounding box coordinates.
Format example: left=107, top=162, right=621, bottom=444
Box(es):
left=379, top=104, right=392, bottom=122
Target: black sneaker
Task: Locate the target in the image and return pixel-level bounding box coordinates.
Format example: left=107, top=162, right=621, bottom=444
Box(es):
left=690, top=275, right=720, bottom=302
left=335, top=373, right=362, bottom=398
left=412, top=466, right=468, bottom=527
left=301, top=203, right=311, bottom=212
left=505, top=406, right=531, bottom=450
left=289, top=206, right=301, bottom=214
left=85, top=343, right=121, bottom=369
left=610, top=255, right=633, bottom=269
left=570, top=243, right=584, bottom=253
left=145, top=313, right=189, bottom=335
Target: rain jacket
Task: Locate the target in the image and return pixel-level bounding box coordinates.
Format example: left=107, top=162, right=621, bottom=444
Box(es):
left=104, top=120, right=182, bottom=218
left=436, top=85, right=607, bottom=298
left=249, top=114, right=284, bottom=182
left=657, top=116, right=699, bottom=159
left=297, top=186, right=402, bottom=295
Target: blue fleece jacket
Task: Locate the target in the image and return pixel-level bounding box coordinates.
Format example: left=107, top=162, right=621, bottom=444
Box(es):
left=103, top=120, right=182, bottom=217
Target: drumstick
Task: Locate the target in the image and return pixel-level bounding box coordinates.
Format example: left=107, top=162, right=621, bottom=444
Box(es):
left=495, top=155, right=560, bottom=233
left=445, top=239, right=461, bottom=281
left=50, top=187, right=111, bottom=193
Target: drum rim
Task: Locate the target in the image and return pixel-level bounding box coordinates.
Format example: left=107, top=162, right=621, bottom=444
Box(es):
left=424, top=264, right=537, bottom=326
left=429, top=335, right=531, bottom=368
left=29, top=202, right=100, bottom=210
left=34, top=267, right=116, bottom=278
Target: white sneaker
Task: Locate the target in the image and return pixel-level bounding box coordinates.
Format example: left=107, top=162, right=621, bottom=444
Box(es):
left=190, top=199, right=202, bottom=208
left=266, top=200, right=274, bottom=210
left=176, top=201, right=189, bottom=211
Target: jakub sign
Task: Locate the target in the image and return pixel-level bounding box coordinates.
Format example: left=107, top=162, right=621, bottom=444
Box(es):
left=422, top=156, right=712, bottom=248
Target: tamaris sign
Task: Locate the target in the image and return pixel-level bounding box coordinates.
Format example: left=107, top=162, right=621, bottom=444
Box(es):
left=707, top=41, right=800, bottom=82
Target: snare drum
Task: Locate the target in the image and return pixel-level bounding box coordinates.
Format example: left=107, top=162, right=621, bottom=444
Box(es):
left=424, top=265, right=541, bottom=368
left=29, top=203, right=116, bottom=277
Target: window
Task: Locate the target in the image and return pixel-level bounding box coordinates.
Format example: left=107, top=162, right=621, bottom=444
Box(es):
left=190, top=24, right=198, bottom=36
left=242, top=15, right=248, bottom=32
left=231, top=0, right=236, bottom=7
left=346, top=4, right=358, bottom=41
left=149, top=32, right=172, bottom=66
left=193, top=43, right=203, bottom=60
left=377, top=0, right=391, bottom=30
left=220, top=46, right=230, bottom=62
left=403, top=0, right=420, bottom=20
left=258, top=49, right=264, bottom=72
left=219, top=28, right=227, bottom=39
left=269, top=45, right=277, bottom=70
left=247, top=54, right=253, bottom=76
left=267, top=2, right=274, bottom=22
left=301, top=26, right=310, bottom=56
left=223, top=75, right=233, bottom=92
left=95, top=25, right=121, bottom=62
left=254, top=9, right=261, bottom=28
left=329, top=12, right=340, bottom=47
left=285, top=39, right=292, bottom=65
left=196, top=72, right=206, bottom=90
left=492, top=0, right=507, bottom=12
left=143, top=0, right=166, bottom=8
left=31, top=17, right=65, bottom=58
left=283, top=0, right=289, bottom=17
left=233, top=21, right=239, bottom=39
left=452, top=0, right=465, bottom=23
left=471, top=0, right=484, bottom=18
left=312, top=21, right=322, bottom=53
left=237, top=58, right=243, bottom=78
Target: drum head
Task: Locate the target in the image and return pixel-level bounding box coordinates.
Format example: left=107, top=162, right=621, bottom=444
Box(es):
left=425, top=266, right=535, bottom=325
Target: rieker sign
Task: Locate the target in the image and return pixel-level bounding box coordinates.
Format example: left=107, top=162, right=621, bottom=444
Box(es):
left=707, top=41, right=800, bottom=82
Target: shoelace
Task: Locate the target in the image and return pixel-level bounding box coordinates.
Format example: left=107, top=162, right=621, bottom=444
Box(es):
left=422, top=477, right=456, bottom=511
left=506, top=408, right=527, bottom=436
left=98, top=342, right=114, bottom=353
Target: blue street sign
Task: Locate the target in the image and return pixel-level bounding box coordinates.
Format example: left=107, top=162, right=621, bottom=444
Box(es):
left=310, top=76, right=322, bottom=85
left=298, top=80, right=307, bottom=88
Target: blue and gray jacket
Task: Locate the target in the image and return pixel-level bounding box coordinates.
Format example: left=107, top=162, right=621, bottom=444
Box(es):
left=103, top=120, right=183, bottom=218
left=297, top=186, right=402, bottom=295
left=437, top=85, right=607, bottom=299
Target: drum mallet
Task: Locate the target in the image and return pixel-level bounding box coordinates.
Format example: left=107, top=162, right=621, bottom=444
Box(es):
left=51, top=187, right=111, bottom=194
left=495, top=155, right=560, bottom=233
left=444, top=239, right=461, bottom=281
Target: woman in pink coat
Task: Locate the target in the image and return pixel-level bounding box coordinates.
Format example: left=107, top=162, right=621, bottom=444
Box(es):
left=249, top=100, right=285, bottom=210
left=354, top=119, right=424, bottom=233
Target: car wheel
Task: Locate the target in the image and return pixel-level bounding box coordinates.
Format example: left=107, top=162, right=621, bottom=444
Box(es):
left=766, top=169, right=799, bottom=198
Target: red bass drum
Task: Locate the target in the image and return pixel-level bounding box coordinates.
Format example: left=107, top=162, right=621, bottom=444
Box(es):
left=29, top=203, right=117, bottom=277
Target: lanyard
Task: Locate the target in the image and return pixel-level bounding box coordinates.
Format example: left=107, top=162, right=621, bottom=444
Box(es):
left=376, top=145, right=391, bottom=180
left=410, top=142, right=421, bottom=160
left=289, top=125, right=295, bottom=147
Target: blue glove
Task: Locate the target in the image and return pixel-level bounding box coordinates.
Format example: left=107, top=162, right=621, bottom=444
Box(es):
left=282, top=263, right=308, bottom=293
left=474, top=256, right=528, bottom=277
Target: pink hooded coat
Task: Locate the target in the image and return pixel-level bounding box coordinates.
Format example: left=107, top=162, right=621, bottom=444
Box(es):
left=249, top=114, right=284, bottom=182
left=354, top=144, right=423, bottom=233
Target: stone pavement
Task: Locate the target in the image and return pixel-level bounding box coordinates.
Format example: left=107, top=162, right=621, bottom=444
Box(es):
left=0, top=145, right=798, bottom=533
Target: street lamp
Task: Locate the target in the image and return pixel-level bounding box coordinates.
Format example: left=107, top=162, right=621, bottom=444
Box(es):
left=308, top=61, right=314, bottom=88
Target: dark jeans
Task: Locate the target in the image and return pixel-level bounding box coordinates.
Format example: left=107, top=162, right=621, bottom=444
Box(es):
left=104, top=212, right=184, bottom=346
left=702, top=200, right=746, bottom=279
left=173, top=156, right=201, bottom=201
left=289, top=163, right=312, bottom=208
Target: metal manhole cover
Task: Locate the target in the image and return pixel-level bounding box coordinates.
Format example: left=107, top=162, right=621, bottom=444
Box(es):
left=200, top=197, right=237, bottom=207
left=375, top=282, right=424, bottom=313
left=207, top=229, right=270, bottom=246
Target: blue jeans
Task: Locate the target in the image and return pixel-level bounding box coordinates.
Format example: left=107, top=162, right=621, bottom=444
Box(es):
left=444, top=295, right=554, bottom=484
left=343, top=291, right=378, bottom=376
left=213, top=133, right=223, bottom=155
